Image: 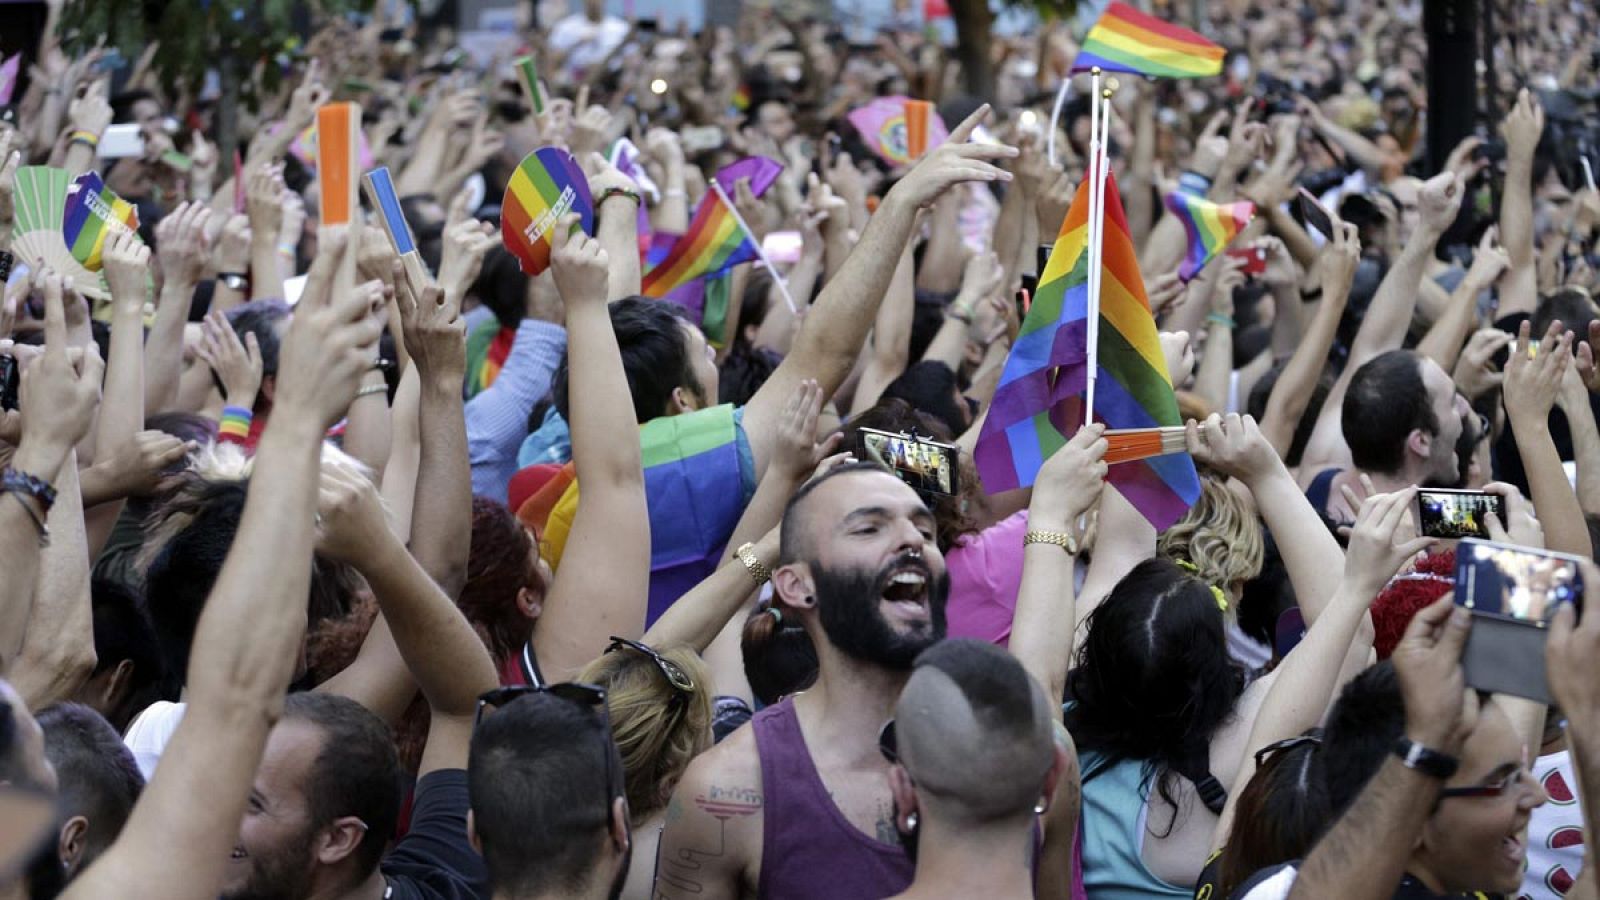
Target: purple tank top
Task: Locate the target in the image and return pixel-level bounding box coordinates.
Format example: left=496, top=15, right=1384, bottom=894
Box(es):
left=752, top=698, right=914, bottom=900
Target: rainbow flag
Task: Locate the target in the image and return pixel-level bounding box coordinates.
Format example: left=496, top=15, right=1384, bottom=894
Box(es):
left=465, top=318, right=517, bottom=399
left=1165, top=191, right=1254, bottom=281
left=974, top=169, right=1199, bottom=530
left=640, top=157, right=781, bottom=299
left=63, top=172, right=139, bottom=272
left=1071, top=2, right=1225, bottom=79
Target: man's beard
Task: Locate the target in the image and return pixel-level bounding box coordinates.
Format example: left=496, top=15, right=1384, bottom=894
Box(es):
left=813, top=553, right=949, bottom=670
left=219, top=827, right=318, bottom=900
left=19, top=836, right=65, bottom=900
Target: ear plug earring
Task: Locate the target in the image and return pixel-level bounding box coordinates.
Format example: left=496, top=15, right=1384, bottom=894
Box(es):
left=905, top=812, right=918, bottom=830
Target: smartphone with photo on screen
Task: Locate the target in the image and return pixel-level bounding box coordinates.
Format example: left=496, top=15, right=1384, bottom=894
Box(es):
left=1453, top=538, right=1587, bottom=703
left=1416, top=488, right=1505, bottom=540
left=856, top=428, right=960, bottom=497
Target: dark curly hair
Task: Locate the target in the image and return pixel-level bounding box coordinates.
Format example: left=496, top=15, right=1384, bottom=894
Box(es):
left=840, top=399, right=981, bottom=553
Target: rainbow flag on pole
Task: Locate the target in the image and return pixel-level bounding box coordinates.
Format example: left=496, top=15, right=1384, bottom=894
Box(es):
left=63, top=172, right=139, bottom=272
left=640, top=157, right=781, bottom=298
left=1070, top=2, right=1225, bottom=79
left=1165, top=191, right=1254, bottom=281
left=974, top=171, right=1199, bottom=530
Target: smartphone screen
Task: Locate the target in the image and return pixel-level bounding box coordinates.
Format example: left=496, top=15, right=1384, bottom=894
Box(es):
left=857, top=428, right=959, bottom=496
left=1297, top=189, right=1334, bottom=239
left=1454, top=538, right=1585, bottom=625
left=1417, top=489, right=1505, bottom=540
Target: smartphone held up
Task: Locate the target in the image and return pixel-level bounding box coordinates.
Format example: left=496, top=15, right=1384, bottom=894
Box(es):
left=1453, top=539, right=1586, bottom=704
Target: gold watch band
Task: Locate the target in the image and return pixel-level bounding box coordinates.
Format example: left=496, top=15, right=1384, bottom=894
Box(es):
left=1024, top=529, right=1079, bottom=555
left=735, top=542, right=771, bottom=585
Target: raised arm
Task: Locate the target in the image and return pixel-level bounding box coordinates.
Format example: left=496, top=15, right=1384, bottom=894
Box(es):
left=586, top=154, right=644, bottom=302
left=532, top=217, right=650, bottom=681
left=1496, top=89, right=1543, bottom=321
left=0, top=273, right=102, bottom=668
left=1300, top=173, right=1461, bottom=469
left=1285, top=597, right=1475, bottom=900
left=1012, top=425, right=1107, bottom=710
left=1209, top=487, right=1429, bottom=853
left=401, top=272, right=474, bottom=599
left=742, top=106, right=1017, bottom=478
left=89, top=231, right=153, bottom=556
left=1416, top=228, right=1509, bottom=372
left=61, top=229, right=380, bottom=900
left=12, top=455, right=96, bottom=710
left=1546, top=560, right=1600, bottom=900
left=1502, top=321, right=1591, bottom=556
left=145, top=204, right=214, bottom=414
left=848, top=232, right=917, bottom=417
left=1189, top=413, right=1346, bottom=624
left=1261, top=222, right=1358, bottom=459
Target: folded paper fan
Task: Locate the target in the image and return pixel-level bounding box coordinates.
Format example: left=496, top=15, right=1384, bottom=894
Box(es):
left=11, top=167, right=106, bottom=299
left=1103, top=427, right=1188, bottom=465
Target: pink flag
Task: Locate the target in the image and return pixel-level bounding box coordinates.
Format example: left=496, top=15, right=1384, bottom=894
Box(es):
left=847, top=97, right=949, bottom=166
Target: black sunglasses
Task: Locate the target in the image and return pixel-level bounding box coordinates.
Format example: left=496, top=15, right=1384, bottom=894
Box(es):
left=606, top=636, right=696, bottom=695
left=475, top=683, right=619, bottom=822
left=1439, top=761, right=1532, bottom=800
left=1253, top=733, right=1322, bottom=768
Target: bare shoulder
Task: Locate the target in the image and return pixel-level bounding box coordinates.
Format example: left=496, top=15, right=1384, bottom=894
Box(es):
left=654, top=726, right=765, bottom=900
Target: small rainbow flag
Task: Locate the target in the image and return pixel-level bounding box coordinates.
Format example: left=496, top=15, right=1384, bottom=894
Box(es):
left=501, top=147, right=594, bottom=277
left=1071, top=2, right=1225, bottom=79
left=63, top=172, right=139, bottom=272
left=974, top=168, right=1199, bottom=530
left=1165, top=191, right=1254, bottom=281
left=731, top=84, right=751, bottom=112
left=640, top=157, right=782, bottom=299
left=465, top=318, right=517, bottom=399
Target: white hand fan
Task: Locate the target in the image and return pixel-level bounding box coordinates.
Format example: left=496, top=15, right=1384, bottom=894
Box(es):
left=11, top=167, right=108, bottom=300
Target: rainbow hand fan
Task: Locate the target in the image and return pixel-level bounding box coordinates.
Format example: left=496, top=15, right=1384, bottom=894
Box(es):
left=11, top=167, right=108, bottom=299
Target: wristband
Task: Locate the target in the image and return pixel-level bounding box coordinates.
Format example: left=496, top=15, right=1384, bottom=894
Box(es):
left=597, top=186, right=642, bottom=209
left=1393, top=737, right=1459, bottom=779
left=0, top=249, right=12, bottom=284
left=735, top=542, right=771, bottom=585
left=68, top=130, right=100, bottom=148
left=219, top=405, right=253, bottom=442
left=354, top=383, right=388, bottom=399
left=1178, top=170, right=1213, bottom=196
left=2, top=467, right=57, bottom=513
left=1206, top=312, right=1236, bottom=330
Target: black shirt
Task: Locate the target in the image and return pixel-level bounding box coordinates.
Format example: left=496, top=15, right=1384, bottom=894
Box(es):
left=380, top=769, right=488, bottom=900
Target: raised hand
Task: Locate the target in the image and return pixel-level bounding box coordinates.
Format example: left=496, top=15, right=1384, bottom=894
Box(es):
left=886, top=105, right=1018, bottom=210
left=434, top=216, right=497, bottom=306
left=1030, top=423, right=1109, bottom=534
left=1578, top=321, right=1600, bottom=395
left=398, top=278, right=465, bottom=380
left=1453, top=328, right=1513, bottom=400
left=1464, top=225, right=1510, bottom=287
left=0, top=131, right=20, bottom=240
left=1184, top=412, right=1282, bottom=484
left=102, top=229, right=152, bottom=311
left=1146, top=272, right=1186, bottom=320
left=155, top=202, right=215, bottom=288
left=568, top=101, right=616, bottom=159
left=18, top=269, right=104, bottom=458
left=1320, top=220, right=1362, bottom=300
left=1257, top=236, right=1297, bottom=287
left=314, top=459, right=392, bottom=566
left=245, top=163, right=286, bottom=244
left=548, top=214, right=609, bottom=309
left=88, top=430, right=194, bottom=498
left=284, top=59, right=331, bottom=131
left=1392, top=595, right=1478, bottom=753
left=213, top=214, right=252, bottom=275
left=1341, top=487, right=1431, bottom=594
left=770, top=379, right=842, bottom=481
left=68, top=80, right=113, bottom=140
left=1034, top=169, right=1075, bottom=237
left=1417, top=170, right=1466, bottom=235
left=273, top=228, right=386, bottom=429
left=1481, top=481, right=1545, bottom=549
left=1547, top=559, right=1600, bottom=741
left=194, top=310, right=263, bottom=408
left=1501, top=88, right=1545, bottom=163
left=1504, top=319, right=1573, bottom=428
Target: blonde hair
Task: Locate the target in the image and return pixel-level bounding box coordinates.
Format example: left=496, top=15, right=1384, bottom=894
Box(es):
left=577, top=644, right=714, bottom=821
left=1158, top=476, right=1264, bottom=594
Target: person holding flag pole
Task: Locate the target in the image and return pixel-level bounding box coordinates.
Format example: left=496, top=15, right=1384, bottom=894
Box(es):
left=707, top=179, right=800, bottom=317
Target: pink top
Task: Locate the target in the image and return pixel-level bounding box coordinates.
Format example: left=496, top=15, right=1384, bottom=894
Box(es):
left=945, top=510, right=1029, bottom=647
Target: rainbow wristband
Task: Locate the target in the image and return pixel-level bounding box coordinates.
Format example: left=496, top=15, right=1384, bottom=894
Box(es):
left=219, top=405, right=253, bottom=442
left=68, top=130, right=100, bottom=148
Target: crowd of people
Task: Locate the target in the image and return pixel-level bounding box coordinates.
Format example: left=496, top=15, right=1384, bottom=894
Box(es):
left=1, top=0, right=1600, bottom=897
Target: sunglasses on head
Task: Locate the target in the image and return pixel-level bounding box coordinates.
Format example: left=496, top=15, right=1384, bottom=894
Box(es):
left=475, top=683, right=619, bottom=822
left=606, top=636, right=696, bottom=695
left=1253, top=733, right=1321, bottom=768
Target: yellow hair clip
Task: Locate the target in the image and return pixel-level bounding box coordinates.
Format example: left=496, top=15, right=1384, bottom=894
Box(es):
left=1174, top=559, right=1229, bottom=613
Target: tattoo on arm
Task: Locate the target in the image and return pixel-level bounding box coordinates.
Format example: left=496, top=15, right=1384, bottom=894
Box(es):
left=656, top=786, right=762, bottom=897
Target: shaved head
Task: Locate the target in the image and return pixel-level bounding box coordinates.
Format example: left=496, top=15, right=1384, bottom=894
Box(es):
left=895, top=640, right=1054, bottom=824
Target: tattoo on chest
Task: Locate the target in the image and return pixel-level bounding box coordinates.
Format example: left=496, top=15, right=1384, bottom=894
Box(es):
left=875, top=799, right=901, bottom=845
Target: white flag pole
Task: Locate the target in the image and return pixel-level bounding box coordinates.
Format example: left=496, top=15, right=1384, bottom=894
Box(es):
left=1085, top=77, right=1116, bottom=426
left=1047, top=77, right=1072, bottom=169
left=709, top=181, right=798, bottom=316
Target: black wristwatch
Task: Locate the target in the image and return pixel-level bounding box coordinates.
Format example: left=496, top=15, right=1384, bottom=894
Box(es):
left=1393, top=737, right=1459, bottom=779
left=219, top=271, right=250, bottom=292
